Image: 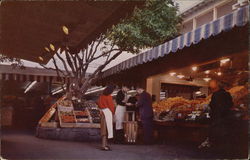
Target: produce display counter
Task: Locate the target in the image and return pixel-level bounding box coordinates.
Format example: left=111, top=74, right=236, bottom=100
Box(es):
left=154, top=119, right=248, bottom=148
left=154, top=120, right=209, bottom=144
left=36, top=96, right=101, bottom=141
left=152, top=85, right=248, bottom=145
left=155, top=120, right=209, bottom=128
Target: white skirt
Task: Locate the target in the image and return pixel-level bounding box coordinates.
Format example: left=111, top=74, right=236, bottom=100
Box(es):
left=101, top=108, right=113, bottom=139
left=114, top=105, right=126, bottom=130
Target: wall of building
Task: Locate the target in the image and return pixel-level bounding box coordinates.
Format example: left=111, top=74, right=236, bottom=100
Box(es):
left=181, top=20, right=193, bottom=34
left=180, top=0, right=237, bottom=33
left=217, top=0, right=237, bottom=18
left=196, top=11, right=213, bottom=28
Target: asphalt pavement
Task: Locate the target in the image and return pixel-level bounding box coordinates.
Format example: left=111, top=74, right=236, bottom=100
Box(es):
left=0, top=129, right=245, bottom=160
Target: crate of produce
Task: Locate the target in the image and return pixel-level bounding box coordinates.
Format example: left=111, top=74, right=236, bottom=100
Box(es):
left=58, top=106, right=77, bottom=127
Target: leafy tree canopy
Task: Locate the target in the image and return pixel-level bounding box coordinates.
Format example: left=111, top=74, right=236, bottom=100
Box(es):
left=107, top=0, right=181, bottom=54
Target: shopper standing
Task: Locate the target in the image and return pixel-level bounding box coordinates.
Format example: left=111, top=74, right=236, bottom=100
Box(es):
left=98, top=85, right=115, bottom=151
left=136, top=87, right=154, bottom=145
left=199, top=80, right=233, bottom=150
left=114, top=86, right=129, bottom=144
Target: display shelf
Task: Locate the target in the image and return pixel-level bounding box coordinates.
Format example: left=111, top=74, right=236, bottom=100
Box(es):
left=38, top=96, right=101, bottom=129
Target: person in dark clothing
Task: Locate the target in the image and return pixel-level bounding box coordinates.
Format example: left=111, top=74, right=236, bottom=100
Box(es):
left=199, top=80, right=233, bottom=149
left=126, top=95, right=137, bottom=111
left=114, top=86, right=129, bottom=144
left=136, top=87, right=154, bottom=145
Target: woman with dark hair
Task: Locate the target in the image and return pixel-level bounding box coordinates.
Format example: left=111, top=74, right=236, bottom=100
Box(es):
left=98, top=85, right=115, bottom=151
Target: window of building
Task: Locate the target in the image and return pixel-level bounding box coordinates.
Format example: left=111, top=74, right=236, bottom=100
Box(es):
left=196, top=11, right=213, bottom=28
left=181, top=20, right=193, bottom=34
left=217, top=0, right=237, bottom=18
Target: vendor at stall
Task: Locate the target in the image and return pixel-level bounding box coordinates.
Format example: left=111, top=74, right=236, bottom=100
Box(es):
left=114, top=86, right=129, bottom=144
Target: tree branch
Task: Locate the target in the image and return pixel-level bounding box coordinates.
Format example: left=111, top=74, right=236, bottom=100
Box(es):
left=54, top=51, right=71, bottom=77
left=65, top=51, right=76, bottom=76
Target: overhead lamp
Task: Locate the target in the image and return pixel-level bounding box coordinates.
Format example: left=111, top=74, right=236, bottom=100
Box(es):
left=203, top=77, right=211, bottom=82
left=52, top=86, right=66, bottom=95
left=50, top=44, right=55, bottom=51
left=177, top=74, right=185, bottom=79
left=192, top=66, right=198, bottom=71
left=217, top=72, right=222, bottom=76
left=85, top=87, right=106, bottom=95
left=220, top=58, right=230, bottom=64
left=52, top=88, right=64, bottom=95
left=24, top=81, right=37, bottom=93
left=205, top=70, right=210, bottom=74
left=169, top=72, right=176, bottom=76
left=38, top=56, right=44, bottom=61
left=62, top=25, right=69, bottom=35
left=44, top=47, right=50, bottom=52
left=195, top=91, right=202, bottom=95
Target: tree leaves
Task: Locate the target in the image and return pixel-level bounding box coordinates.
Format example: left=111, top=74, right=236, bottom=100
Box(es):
left=106, top=0, right=181, bottom=54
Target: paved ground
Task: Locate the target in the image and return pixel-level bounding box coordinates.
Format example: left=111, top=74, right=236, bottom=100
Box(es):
left=0, top=130, right=245, bottom=160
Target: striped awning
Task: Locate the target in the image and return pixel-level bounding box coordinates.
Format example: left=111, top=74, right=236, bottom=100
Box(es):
left=0, top=65, right=70, bottom=83
left=102, top=5, right=249, bottom=78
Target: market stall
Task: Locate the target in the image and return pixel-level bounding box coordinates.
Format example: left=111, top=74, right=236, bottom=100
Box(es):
left=36, top=95, right=101, bottom=141
left=151, top=53, right=248, bottom=146
left=97, top=5, right=249, bottom=148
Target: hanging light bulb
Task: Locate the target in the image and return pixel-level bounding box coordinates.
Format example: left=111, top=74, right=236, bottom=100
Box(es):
left=44, top=47, right=50, bottom=52
left=217, top=72, right=222, bottom=76
left=177, top=74, right=185, bottom=79
left=62, top=25, right=69, bottom=35
left=203, top=77, right=211, bottom=82
left=192, top=66, right=198, bottom=71
left=38, top=56, right=44, bottom=61
left=50, top=44, right=55, bottom=51
left=169, top=72, right=176, bottom=76
left=195, top=91, right=202, bottom=95
left=220, top=58, right=230, bottom=64
left=205, top=70, right=210, bottom=74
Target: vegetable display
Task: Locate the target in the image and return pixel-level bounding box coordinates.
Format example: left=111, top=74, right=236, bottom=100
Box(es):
left=153, top=85, right=248, bottom=122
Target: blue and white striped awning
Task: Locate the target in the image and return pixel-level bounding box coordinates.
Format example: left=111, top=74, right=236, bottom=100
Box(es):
left=102, top=5, right=249, bottom=78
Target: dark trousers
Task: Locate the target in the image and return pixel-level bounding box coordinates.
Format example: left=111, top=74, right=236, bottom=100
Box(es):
left=115, top=129, right=124, bottom=143
left=209, top=119, right=230, bottom=145
left=141, top=117, right=153, bottom=144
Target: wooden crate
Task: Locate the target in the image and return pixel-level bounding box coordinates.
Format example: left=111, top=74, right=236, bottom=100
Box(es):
left=125, top=111, right=136, bottom=121
left=123, top=121, right=138, bottom=143
left=39, top=96, right=65, bottom=124
left=58, top=106, right=77, bottom=127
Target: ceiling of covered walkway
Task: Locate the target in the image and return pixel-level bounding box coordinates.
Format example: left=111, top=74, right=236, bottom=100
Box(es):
left=0, top=1, right=143, bottom=63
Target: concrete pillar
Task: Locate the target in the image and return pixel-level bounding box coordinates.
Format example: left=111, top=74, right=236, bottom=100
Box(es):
left=192, top=17, right=197, bottom=30
left=146, top=76, right=161, bottom=102
left=213, top=7, right=218, bottom=20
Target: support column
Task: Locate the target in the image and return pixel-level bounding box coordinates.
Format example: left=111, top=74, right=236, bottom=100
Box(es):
left=192, top=17, right=197, bottom=30
left=213, top=7, right=218, bottom=20
left=146, top=76, right=161, bottom=102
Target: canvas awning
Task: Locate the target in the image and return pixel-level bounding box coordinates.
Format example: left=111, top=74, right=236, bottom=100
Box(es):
left=0, top=65, right=70, bottom=83
left=102, top=5, right=249, bottom=78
